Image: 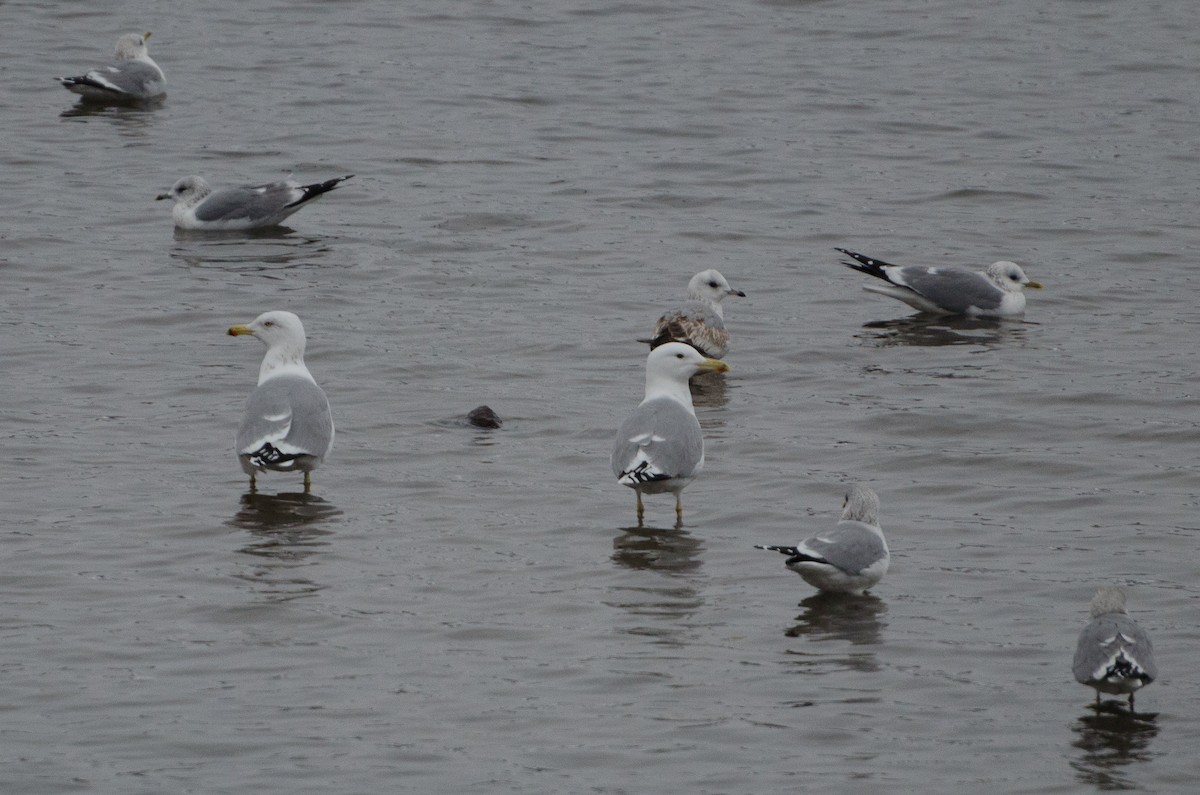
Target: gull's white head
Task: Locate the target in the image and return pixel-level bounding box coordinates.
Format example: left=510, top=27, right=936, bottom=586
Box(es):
left=228, top=311, right=308, bottom=356
left=115, top=32, right=152, bottom=61
left=646, top=342, right=729, bottom=384
left=156, top=176, right=212, bottom=207
left=687, top=269, right=746, bottom=305
left=985, top=261, right=1042, bottom=293
left=841, top=483, right=881, bottom=526
left=1088, top=586, right=1128, bottom=618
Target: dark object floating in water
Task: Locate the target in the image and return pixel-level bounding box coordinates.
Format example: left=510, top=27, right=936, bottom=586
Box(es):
left=467, top=405, right=502, bottom=429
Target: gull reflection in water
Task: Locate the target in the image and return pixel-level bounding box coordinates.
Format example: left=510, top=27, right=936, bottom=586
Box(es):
left=780, top=592, right=888, bottom=677
left=858, top=315, right=1028, bottom=348
left=227, top=490, right=342, bottom=602
left=1070, top=704, right=1160, bottom=790
left=607, top=525, right=706, bottom=646
left=688, top=370, right=729, bottom=410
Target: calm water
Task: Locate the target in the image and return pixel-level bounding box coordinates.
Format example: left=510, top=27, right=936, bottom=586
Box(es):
left=3, top=1, right=1199, bottom=792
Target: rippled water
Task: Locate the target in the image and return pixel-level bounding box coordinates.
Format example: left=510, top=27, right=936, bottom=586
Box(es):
left=4, top=1, right=1199, bottom=792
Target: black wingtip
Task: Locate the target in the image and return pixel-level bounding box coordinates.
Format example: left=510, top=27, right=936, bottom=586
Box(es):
left=837, top=248, right=897, bottom=281
left=755, top=544, right=799, bottom=557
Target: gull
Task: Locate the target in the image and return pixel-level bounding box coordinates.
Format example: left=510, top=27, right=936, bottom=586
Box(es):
left=157, top=174, right=354, bottom=230
left=837, top=248, right=1042, bottom=317
left=58, top=32, right=166, bottom=102
left=1073, top=587, right=1158, bottom=709
left=611, top=342, right=729, bottom=523
left=645, top=269, right=745, bottom=359
left=228, top=311, right=334, bottom=493
left=756, top=484, right=889, bottom=594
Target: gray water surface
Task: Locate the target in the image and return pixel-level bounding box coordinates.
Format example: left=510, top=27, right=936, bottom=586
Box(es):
left=4, top=1, right=1199, bottom=792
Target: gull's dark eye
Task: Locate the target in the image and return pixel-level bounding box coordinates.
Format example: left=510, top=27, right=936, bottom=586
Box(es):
left=675, top=353, right=684, bottom=359
left=708, top=281, right=720, bottom=288
left=263, top=321, right=274, bottom=327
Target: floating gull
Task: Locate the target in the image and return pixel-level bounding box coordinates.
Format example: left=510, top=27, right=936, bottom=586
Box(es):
left=228, top=311, right=334, bottom=493
left=645, top=269, right=745, bottom=359
left=157, top=174, right=354, bottom=230
left=58, top=32, right=166, bottom=102
left=756, top=484, right=889, bottom=594
left=611, top=342, right=729, bottom=523
left=1073, top=587, right=1157, bottom=709
left=838, top=248, right=1041, bottom=317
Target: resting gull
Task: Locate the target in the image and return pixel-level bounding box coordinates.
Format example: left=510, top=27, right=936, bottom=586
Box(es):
left=1072, top=587, right=1157, bottom=709
left=756, top=484, right=889, bottom=594
left=838, top=248, right=1041, bottom=317
left=611, top=342, right=729, bottom=523
left=157, top=174, right=354, bottom=230
left=228, top=311, right=334, bottom=493
left=646, top=269, right=745, bottom=359
left=58, top=32, right=166, bottom=102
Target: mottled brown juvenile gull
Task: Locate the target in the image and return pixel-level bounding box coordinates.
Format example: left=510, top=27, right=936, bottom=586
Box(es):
left=838, top=248, right=1042, bottom=317
left=228, top=311, right=334, bottom=493
left=646, top=269, right=745, bottom=358
left=612, top=342, right=729, bottom=523
left=756, top=484, right=889, bottom=594
left=157, top=174, right=354, bottom=230
left=58, top=32, right=166, bottom=102
left=1072, top=587, right=1157, bottom=709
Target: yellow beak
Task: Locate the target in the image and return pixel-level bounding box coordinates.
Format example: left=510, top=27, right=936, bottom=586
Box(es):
left=1026, top=281, right=1044, bottom=289
left=144, top=32, right=152, bottom=41
left=696, top=357, right=730, bottom=374
left=227, top=324, right=254, bottom=337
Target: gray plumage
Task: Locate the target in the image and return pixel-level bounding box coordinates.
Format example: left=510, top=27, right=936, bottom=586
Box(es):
left=838, top=248, right=1041, bottom=317
left=228, top=311, right=334, bottom=492
left=756, top=484, right=889, bottom=594
left=157, top=175, right=354, bottom=230
left=58, top=32, right=166, bottom=102
left=1072, top=587, right=1157, bottom=708
left=648, top=269, right=745, bottom=358
left=612, top=342, right=729, bottom=522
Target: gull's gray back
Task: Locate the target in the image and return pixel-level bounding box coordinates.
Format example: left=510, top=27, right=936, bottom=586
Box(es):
left=799, top=520, right=887, bottom=575
left=196, top=183, right=296, bottom=224
left=611, top=396, right=702, bottom=479
left=1072, top=612, right=1157, bottom=683
left=237, top=374, right=333, bottom=457
left=898, top=268, right=1003, bottom=313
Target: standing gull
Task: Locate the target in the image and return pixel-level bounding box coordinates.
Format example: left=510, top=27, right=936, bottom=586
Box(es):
left=157, top=174, right=354, bottom=230
left=756, top=484, right=889, bottom=594
left=1073, top=587, right=1157, bottom=709
left=611, top=342, right=729, bottom=523
left=228, top=311, right=334, bottom=493
left=58, top=32, right=166, bottom=102
left=646, top=269, right=745, bottom=359
left=837, top=248, right=1042, bottom=317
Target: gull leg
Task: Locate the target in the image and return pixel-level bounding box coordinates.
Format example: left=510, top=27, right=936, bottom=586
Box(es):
left=1128, top=692, right=1135, bottom=711
left=675, top=493, right=683, bottom=519
left=249, top=473, right=257, bottom=493
left=304, top=471, right=312, bottom=494
left=636, top=491, right=645, bottom=524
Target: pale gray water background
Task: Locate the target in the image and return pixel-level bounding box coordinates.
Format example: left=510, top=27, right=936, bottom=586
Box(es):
left=2, top=1, right=1198, bottom=792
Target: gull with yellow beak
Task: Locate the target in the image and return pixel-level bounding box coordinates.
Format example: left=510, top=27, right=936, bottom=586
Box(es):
left=227, top=311, right=334, bottom=493
left=837, top=248, right=1042, bottom=317
left=611, top=342, right=729, bottom=523
left=58, top=32, right=166, bottom=102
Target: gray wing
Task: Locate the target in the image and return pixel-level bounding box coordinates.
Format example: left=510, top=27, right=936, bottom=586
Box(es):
left=892, top=267, right=1004, bottom=313
left=651, top=301, right=729, bottom=358
left=237, top=374, right=334, bottom=459
left=63, top=61, right=165, bottom=98
left=795, top=520, right=887, bottom=575
left=194, top=182, right=299, bottom=224
left=1072, top=614, right=1158, bottom=684
left=611, top=397, right=703, bottom=482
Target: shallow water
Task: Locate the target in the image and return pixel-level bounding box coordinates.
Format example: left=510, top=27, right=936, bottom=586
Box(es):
left=3, top=1, right=1199, bottom=792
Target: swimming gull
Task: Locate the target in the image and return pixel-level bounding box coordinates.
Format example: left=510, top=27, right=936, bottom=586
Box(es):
left=58, top=32, right=166, bottom=102
left=838, top=248, right=1042, bottom=317
left=1072, top=586, right=1157, bottom=709
left=645, top=269, right=745, bottom=359
left=611, top=342, right=729, bottom=523
left=228, top=311, right=334, bottom=493
left=157, top=174, right=354, bottom=230
left=756, top=484, right=889, bottom=594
